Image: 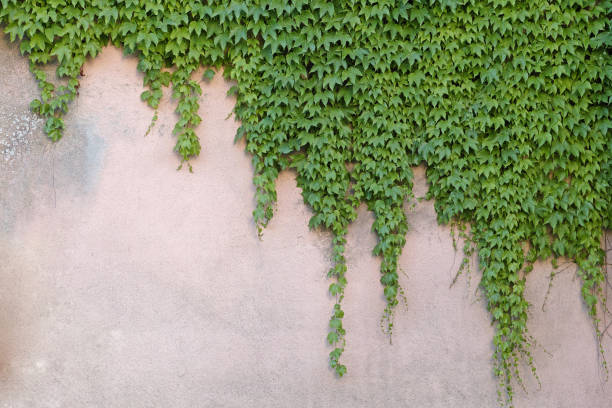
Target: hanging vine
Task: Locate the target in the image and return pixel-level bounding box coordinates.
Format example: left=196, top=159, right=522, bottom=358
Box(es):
left=1, top=1, right=610, bottom=406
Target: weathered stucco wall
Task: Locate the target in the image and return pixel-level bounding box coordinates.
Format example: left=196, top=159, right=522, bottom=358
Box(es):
left=1, top=37, right=611, bottom=408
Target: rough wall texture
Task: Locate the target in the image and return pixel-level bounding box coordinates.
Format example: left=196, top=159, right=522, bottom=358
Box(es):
left=1, top=37, right=611, bottom=408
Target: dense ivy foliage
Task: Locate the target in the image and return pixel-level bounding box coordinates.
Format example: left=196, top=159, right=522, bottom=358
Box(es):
left=1, top=0, right=610, bottom=405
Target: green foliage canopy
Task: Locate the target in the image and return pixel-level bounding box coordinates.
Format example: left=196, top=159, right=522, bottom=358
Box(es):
left=1, top=0, right=610, bottom=405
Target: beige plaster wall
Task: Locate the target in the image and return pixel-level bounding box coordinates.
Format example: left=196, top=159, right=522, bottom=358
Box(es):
left=1, top=38, right=611, bottom=408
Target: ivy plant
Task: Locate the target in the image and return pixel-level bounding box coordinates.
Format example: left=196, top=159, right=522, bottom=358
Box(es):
left=1, top=1, right=610, bottom=406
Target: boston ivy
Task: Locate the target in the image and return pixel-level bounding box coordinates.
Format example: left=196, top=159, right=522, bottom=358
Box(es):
left=1, top=1, right=610, bottom=405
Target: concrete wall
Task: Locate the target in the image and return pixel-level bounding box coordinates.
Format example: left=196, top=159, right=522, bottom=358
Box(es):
left=1, top=37, right=611, bottom=408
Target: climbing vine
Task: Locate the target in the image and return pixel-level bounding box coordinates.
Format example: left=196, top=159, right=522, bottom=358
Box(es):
left=1, top=1, right=610, bottom=405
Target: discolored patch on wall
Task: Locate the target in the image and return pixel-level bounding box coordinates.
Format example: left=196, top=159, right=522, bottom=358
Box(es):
left=0, top=109, right=44, bottom=166
left=0, top=37, right=107, bottom=235
left=0, top=106, right=49, bottom=234
left=50, top=119, right=106, bottom=197
left=0, top=111, right=106, bottom=234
